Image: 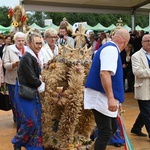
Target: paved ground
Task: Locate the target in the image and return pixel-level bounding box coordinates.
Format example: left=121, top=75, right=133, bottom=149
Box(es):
left=0, top=93, right=150, bottom=150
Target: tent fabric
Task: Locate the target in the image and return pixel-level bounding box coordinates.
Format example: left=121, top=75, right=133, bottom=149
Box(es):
left=123, top=25, right=131, bottom=32
left=107, top=24, right=116, bottom=31
left=85, top=24, right=93, bottom=30
left=44, top=23, right=58, bottom=30
left=135, top=25, right=143, bottom=31
left=143, top=25, right=150, bottom=32
left=0, top=25, right=11, bottom=33
left=23, top=0, right=150, bottom=14
left=92, top=23, right=107, bottom=31
left=29, top=23, right=45, bottom=31
left=0, top=24, right=148, bottom=33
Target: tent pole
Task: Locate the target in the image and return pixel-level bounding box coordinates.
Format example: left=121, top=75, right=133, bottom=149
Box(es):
left=131, top=9, right=135, bottom=31
left=149, top=12, right=150, bottom=33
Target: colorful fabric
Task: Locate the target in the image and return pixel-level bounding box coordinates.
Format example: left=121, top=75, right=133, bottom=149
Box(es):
left=118, top=114, right=134, bottom=150
left=7, top=84, right=16, bottom=121
left=11, top=82, right=43, bottom=150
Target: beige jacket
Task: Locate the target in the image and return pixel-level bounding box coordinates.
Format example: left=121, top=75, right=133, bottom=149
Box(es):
left=131, top=48, right=150, bottom=100
left=3, top=45, right=26, bottom=85
left=0, top=58, right=4, bottom=85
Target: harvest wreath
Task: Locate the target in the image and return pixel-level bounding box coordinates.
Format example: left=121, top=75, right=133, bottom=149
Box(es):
left=41, top=25, right=95, bottom=150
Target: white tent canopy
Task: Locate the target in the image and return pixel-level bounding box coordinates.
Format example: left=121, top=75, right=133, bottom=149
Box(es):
left=23, top=0, right=150, bottom=14
left=123, top=24, right=131, bottom=32
left=135, top=25, right=143, bottom=31
left=143, top=25, right=150, bottom=32
left=22, top=0, right=150, bottom=31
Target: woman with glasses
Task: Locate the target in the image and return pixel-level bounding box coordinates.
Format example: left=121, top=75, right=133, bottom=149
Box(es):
left=11, top=28, right=45, bottom=150
left=40, top=28, right=59, bottom=68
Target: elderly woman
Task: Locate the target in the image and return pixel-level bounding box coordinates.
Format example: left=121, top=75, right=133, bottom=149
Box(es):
left=11, top=28, right=45, bottom=150
left=40, top=28, right=58, bottom=68
left=3, top=32, right=26, bottom=122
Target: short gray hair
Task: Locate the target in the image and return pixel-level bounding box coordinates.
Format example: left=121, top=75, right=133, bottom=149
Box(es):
left=14, top=32, right=26, bottom=41
left=44, top=28, right=57, bottom=38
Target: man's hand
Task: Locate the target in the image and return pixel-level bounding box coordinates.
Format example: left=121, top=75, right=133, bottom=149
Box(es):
left=63, top=36, right=67, bottom=41
left=108, top=98, right=118, bottom=112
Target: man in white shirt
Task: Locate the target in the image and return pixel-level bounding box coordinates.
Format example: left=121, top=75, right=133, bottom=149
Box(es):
left=84, top=28, right=130, bottom=150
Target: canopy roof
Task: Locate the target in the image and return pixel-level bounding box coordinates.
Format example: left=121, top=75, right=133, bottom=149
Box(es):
left=43, top=23, right=58, bottom=30
left=0, top=25, right=11, bottom=33
left=123, top=24, right=131, bottom=32
left=23, top=0, right=150, bottom=14
left=0, top=23, right=149, bottom=33
left=107, top=24, right=116, bottom=31
left=143, top=25, right=150, bottom=32
left=135, top=25, right=143, bottom=31
left=92, top=23, right=107, bottom=31
left=29, top=23, right=45, bottom=31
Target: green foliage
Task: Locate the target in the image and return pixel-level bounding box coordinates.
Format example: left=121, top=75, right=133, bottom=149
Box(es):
left=135, top=14, right=149, bottom=28
left=36, top=12, right=149, bottom=28
left=0, top=6, right=11, bottom=27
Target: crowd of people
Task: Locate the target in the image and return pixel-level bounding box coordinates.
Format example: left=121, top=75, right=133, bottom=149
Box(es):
left=0, top=24, right=149, bottom=150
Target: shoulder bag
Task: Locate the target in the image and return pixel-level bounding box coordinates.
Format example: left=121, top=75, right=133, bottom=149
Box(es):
left=0, top=87, right=11, bottom=111
left=18, top=84, right=38, bottom=100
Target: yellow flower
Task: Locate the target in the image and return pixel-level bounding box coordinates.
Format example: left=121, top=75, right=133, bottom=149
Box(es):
left=12, top=22, right=19, bottom=27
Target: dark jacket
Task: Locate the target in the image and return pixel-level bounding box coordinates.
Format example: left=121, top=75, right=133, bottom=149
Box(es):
left=18, top=52, right=41, bottom=89
left=120, top=50, right=133, bottom=72
left=0, top=44, right=5, bottom=58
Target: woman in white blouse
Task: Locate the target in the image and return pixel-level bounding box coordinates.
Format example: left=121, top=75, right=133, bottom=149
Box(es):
left=40, top=28, right=59, bottom=68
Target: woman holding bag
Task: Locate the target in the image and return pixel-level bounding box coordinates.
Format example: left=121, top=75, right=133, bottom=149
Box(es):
left=12, top=28, right=45, bottom=150
left=3, top=32, right=26, bottom=122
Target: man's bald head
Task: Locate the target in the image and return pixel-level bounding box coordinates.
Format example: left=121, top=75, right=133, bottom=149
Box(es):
left=114, top=28, right=130, bottom=43
left=112, top=28, right=130, bottom=51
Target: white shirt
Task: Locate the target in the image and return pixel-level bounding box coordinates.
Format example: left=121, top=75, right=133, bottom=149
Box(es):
left=40, top=43, right=59, bottom=64
left=57, top=36, right=74, bottom=48
left=84, top=42, right=120, bottom=117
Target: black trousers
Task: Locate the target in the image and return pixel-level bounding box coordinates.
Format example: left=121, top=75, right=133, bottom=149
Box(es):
left=92, top=109, right=117, bottom=150
left=132, top=100, right=150, bottom=134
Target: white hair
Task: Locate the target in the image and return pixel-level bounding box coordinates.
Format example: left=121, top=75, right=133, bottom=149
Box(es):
left=14, top=32, right=26, bottom=41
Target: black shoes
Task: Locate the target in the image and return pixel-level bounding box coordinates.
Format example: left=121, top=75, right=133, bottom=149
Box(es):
left=114, top=143, right=122, bottom=147
left=125, top=88, right=133, bottom=93
left=131, top=128, right=147, bottom=137
left=14, top=145, right=21, bottom=150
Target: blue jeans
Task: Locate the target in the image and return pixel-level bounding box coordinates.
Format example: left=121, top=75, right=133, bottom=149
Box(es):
left=92, top=109, right=117, bottom=150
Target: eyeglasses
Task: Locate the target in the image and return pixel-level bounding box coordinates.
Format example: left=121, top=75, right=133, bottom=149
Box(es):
left=143, top=40, right=150, bottom=43
left=47, top=36, right=57, bottom=39
left=34, top=42, right=43, bottom=46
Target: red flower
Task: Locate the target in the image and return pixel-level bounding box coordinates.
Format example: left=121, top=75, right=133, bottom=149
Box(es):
left=23, top=135, right=29, bottom=142
left=38, top=136, right=43, bottom=143
left=27, top=119, right=34, bottom=127
left=21, top=15, right=26, bottom=23
left=8, top=8, right=13, bottom=18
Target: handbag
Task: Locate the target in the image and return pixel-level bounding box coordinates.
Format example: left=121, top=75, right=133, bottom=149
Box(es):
left=0, top=89, right=11, bottom=111
left=18, top=84, right=38, bottom=100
